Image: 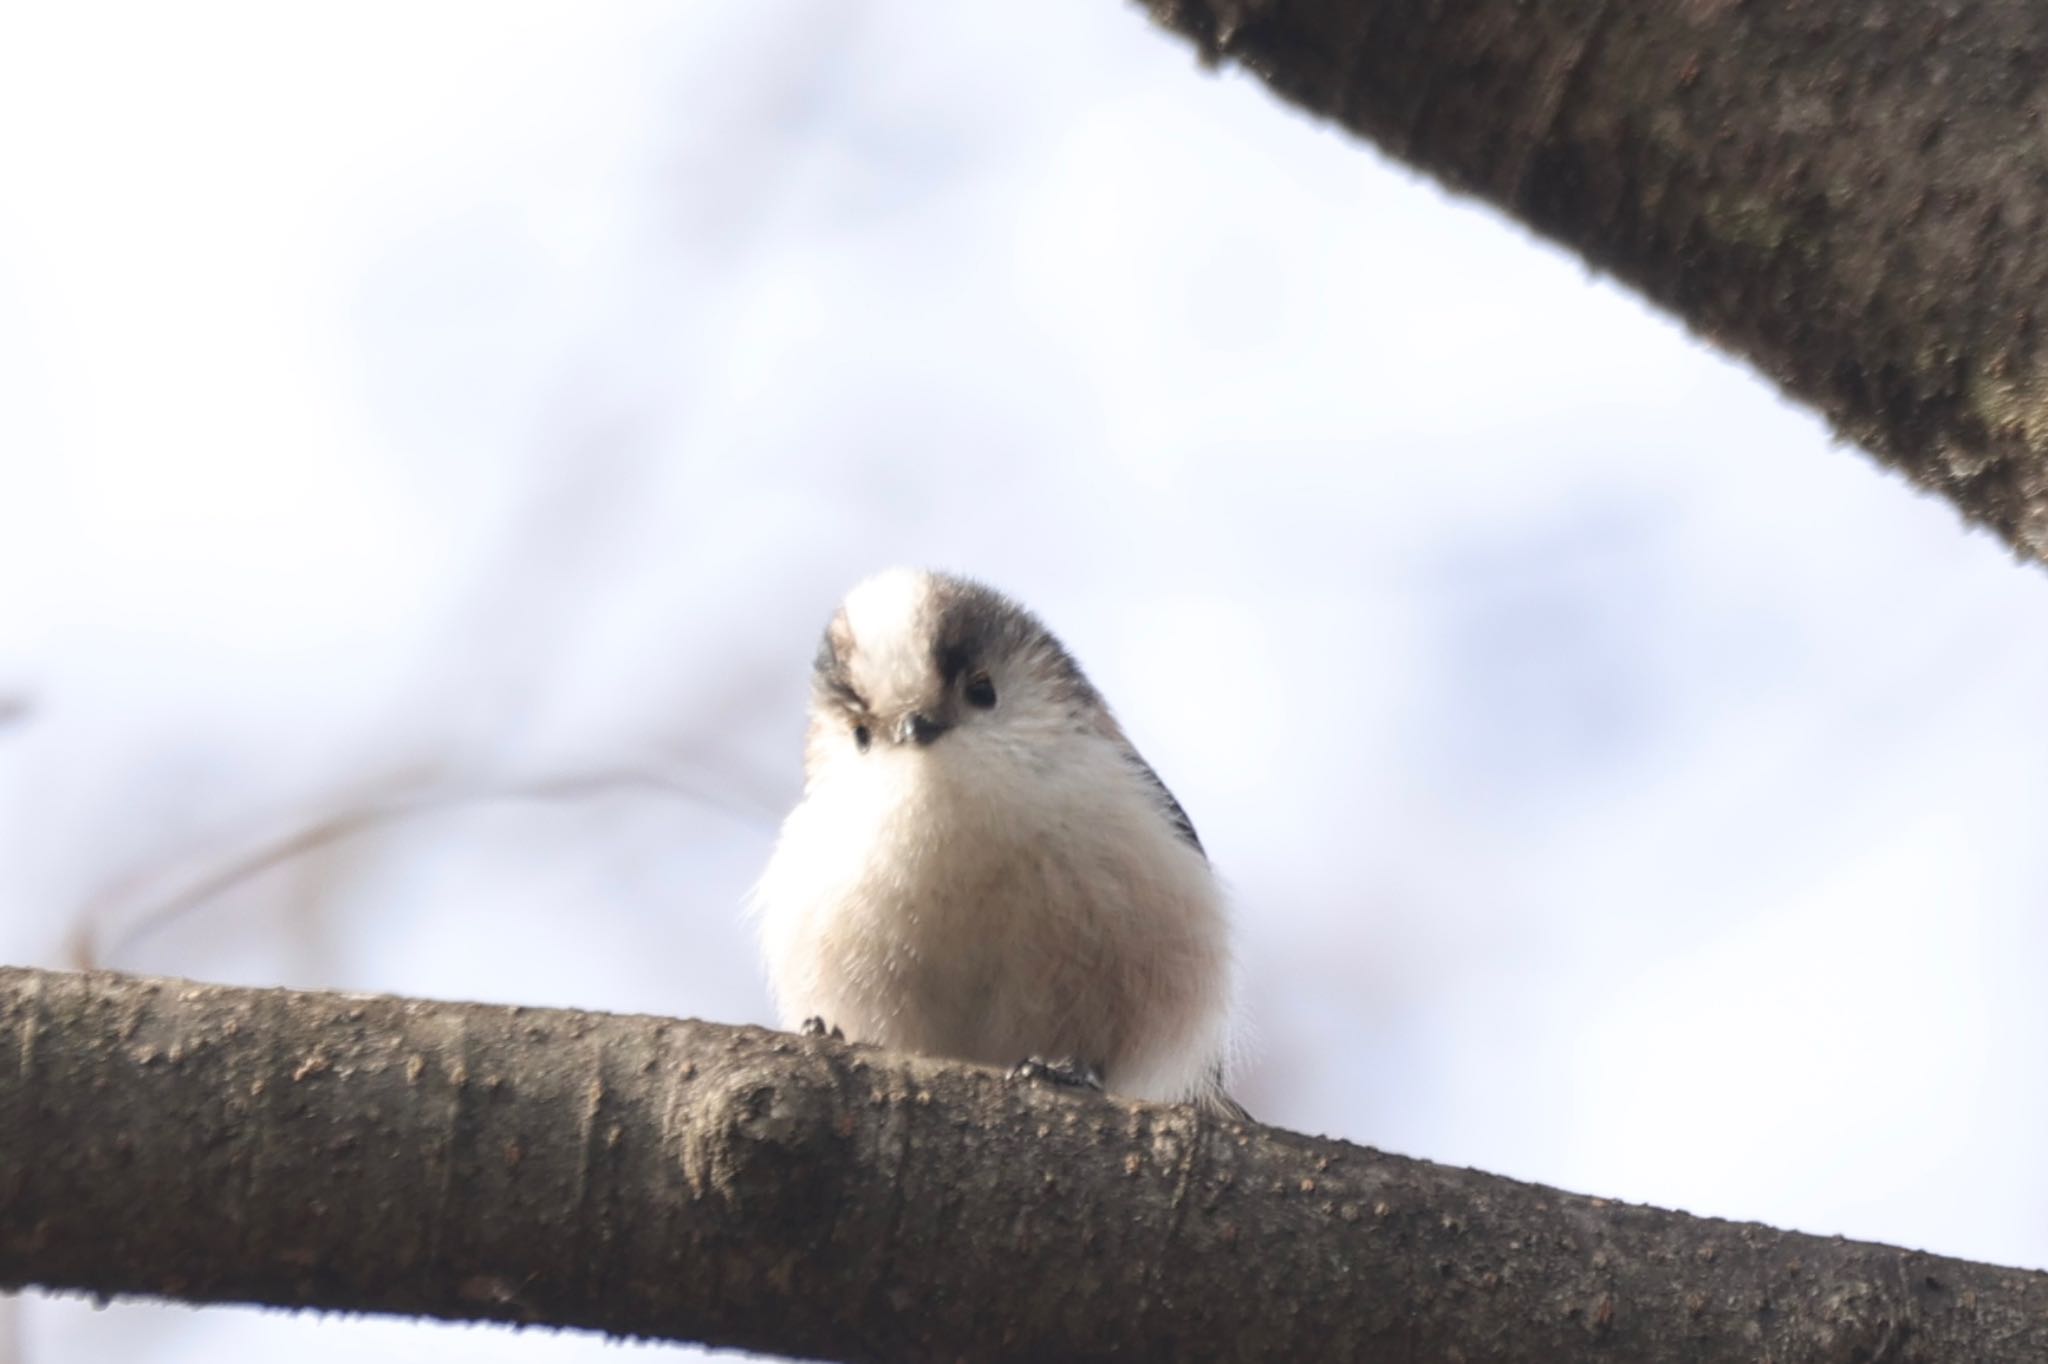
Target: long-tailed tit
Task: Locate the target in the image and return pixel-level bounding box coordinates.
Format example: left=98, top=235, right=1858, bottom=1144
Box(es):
left=752, top=568, right=1246, bottom=1118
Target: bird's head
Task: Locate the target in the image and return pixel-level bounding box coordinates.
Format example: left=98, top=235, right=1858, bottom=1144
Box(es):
left=804, top=567, right=1104, bottom=783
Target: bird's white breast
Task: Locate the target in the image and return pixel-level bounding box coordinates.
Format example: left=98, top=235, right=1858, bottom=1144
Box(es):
left=751, top=725, right=1233, bottom=1103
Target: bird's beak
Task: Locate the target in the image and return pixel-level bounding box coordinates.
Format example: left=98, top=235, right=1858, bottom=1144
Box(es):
left=894, top=711, right=952, bottom=746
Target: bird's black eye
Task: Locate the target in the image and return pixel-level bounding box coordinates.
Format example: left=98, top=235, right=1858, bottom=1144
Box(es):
left=964, top=671, right=997, bottom=709
left=853, top=724, right=872, bottom=751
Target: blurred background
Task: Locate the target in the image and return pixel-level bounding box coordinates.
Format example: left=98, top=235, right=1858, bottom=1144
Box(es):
left=4, top=2, right=2047, bottom=1360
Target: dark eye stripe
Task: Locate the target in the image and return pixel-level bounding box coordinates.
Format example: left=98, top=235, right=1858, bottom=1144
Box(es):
left=935, top=644, right=970, bottom=685
left=964, top=672, right=997, bottom=709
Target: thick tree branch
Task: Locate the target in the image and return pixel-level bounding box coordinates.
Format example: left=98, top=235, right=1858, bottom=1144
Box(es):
left=3, top=968, right=2046, bottom=1362
left=1139, top=0, right=2048, bottom=564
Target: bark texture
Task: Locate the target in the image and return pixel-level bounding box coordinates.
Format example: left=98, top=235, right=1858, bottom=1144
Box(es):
left=1140, top=0, right=2048, bottom=564
left=4, top=968, right=2048, bottom=1362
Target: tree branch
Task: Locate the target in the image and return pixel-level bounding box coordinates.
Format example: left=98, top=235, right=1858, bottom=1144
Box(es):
left=3, top=967, right=2045, bottom=1362
left=1138, top=0, right=2048, bottom=565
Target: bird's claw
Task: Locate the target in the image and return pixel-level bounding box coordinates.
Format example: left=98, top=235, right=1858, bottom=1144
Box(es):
left=799, top=1016, right=845, bottom=1041
left=1008, top=1055, right=1104, bottom=1091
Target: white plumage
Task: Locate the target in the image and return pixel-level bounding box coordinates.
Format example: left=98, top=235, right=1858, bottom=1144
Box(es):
left=751, top=568, right=1244, bottom=1114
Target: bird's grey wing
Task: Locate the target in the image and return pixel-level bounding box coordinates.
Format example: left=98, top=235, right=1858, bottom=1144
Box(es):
left=1122, top=745, right=1204, bottom=858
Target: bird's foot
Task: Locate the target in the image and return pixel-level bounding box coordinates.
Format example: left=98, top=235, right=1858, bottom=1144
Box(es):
left=799, top=1016, right=845, bottom=1041
left=1202, top=1090, right=1254, bottom=1124
left=1008, top=1055, right=1104, bottom=1092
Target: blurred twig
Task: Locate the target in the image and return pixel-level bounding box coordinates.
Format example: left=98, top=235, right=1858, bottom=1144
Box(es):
left=68, top=765, right=774, bottom=971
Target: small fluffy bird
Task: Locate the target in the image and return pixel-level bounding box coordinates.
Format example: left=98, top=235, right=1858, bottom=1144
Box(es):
left=752, top=568, right=1247, bottom=1118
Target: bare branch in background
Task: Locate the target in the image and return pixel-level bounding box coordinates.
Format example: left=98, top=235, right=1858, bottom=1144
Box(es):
left=1139, top=0, right=2048, bottom=564
left=67, top=766, right=777, bottom=970
left=6, top=967, right=2047, bottom=1364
